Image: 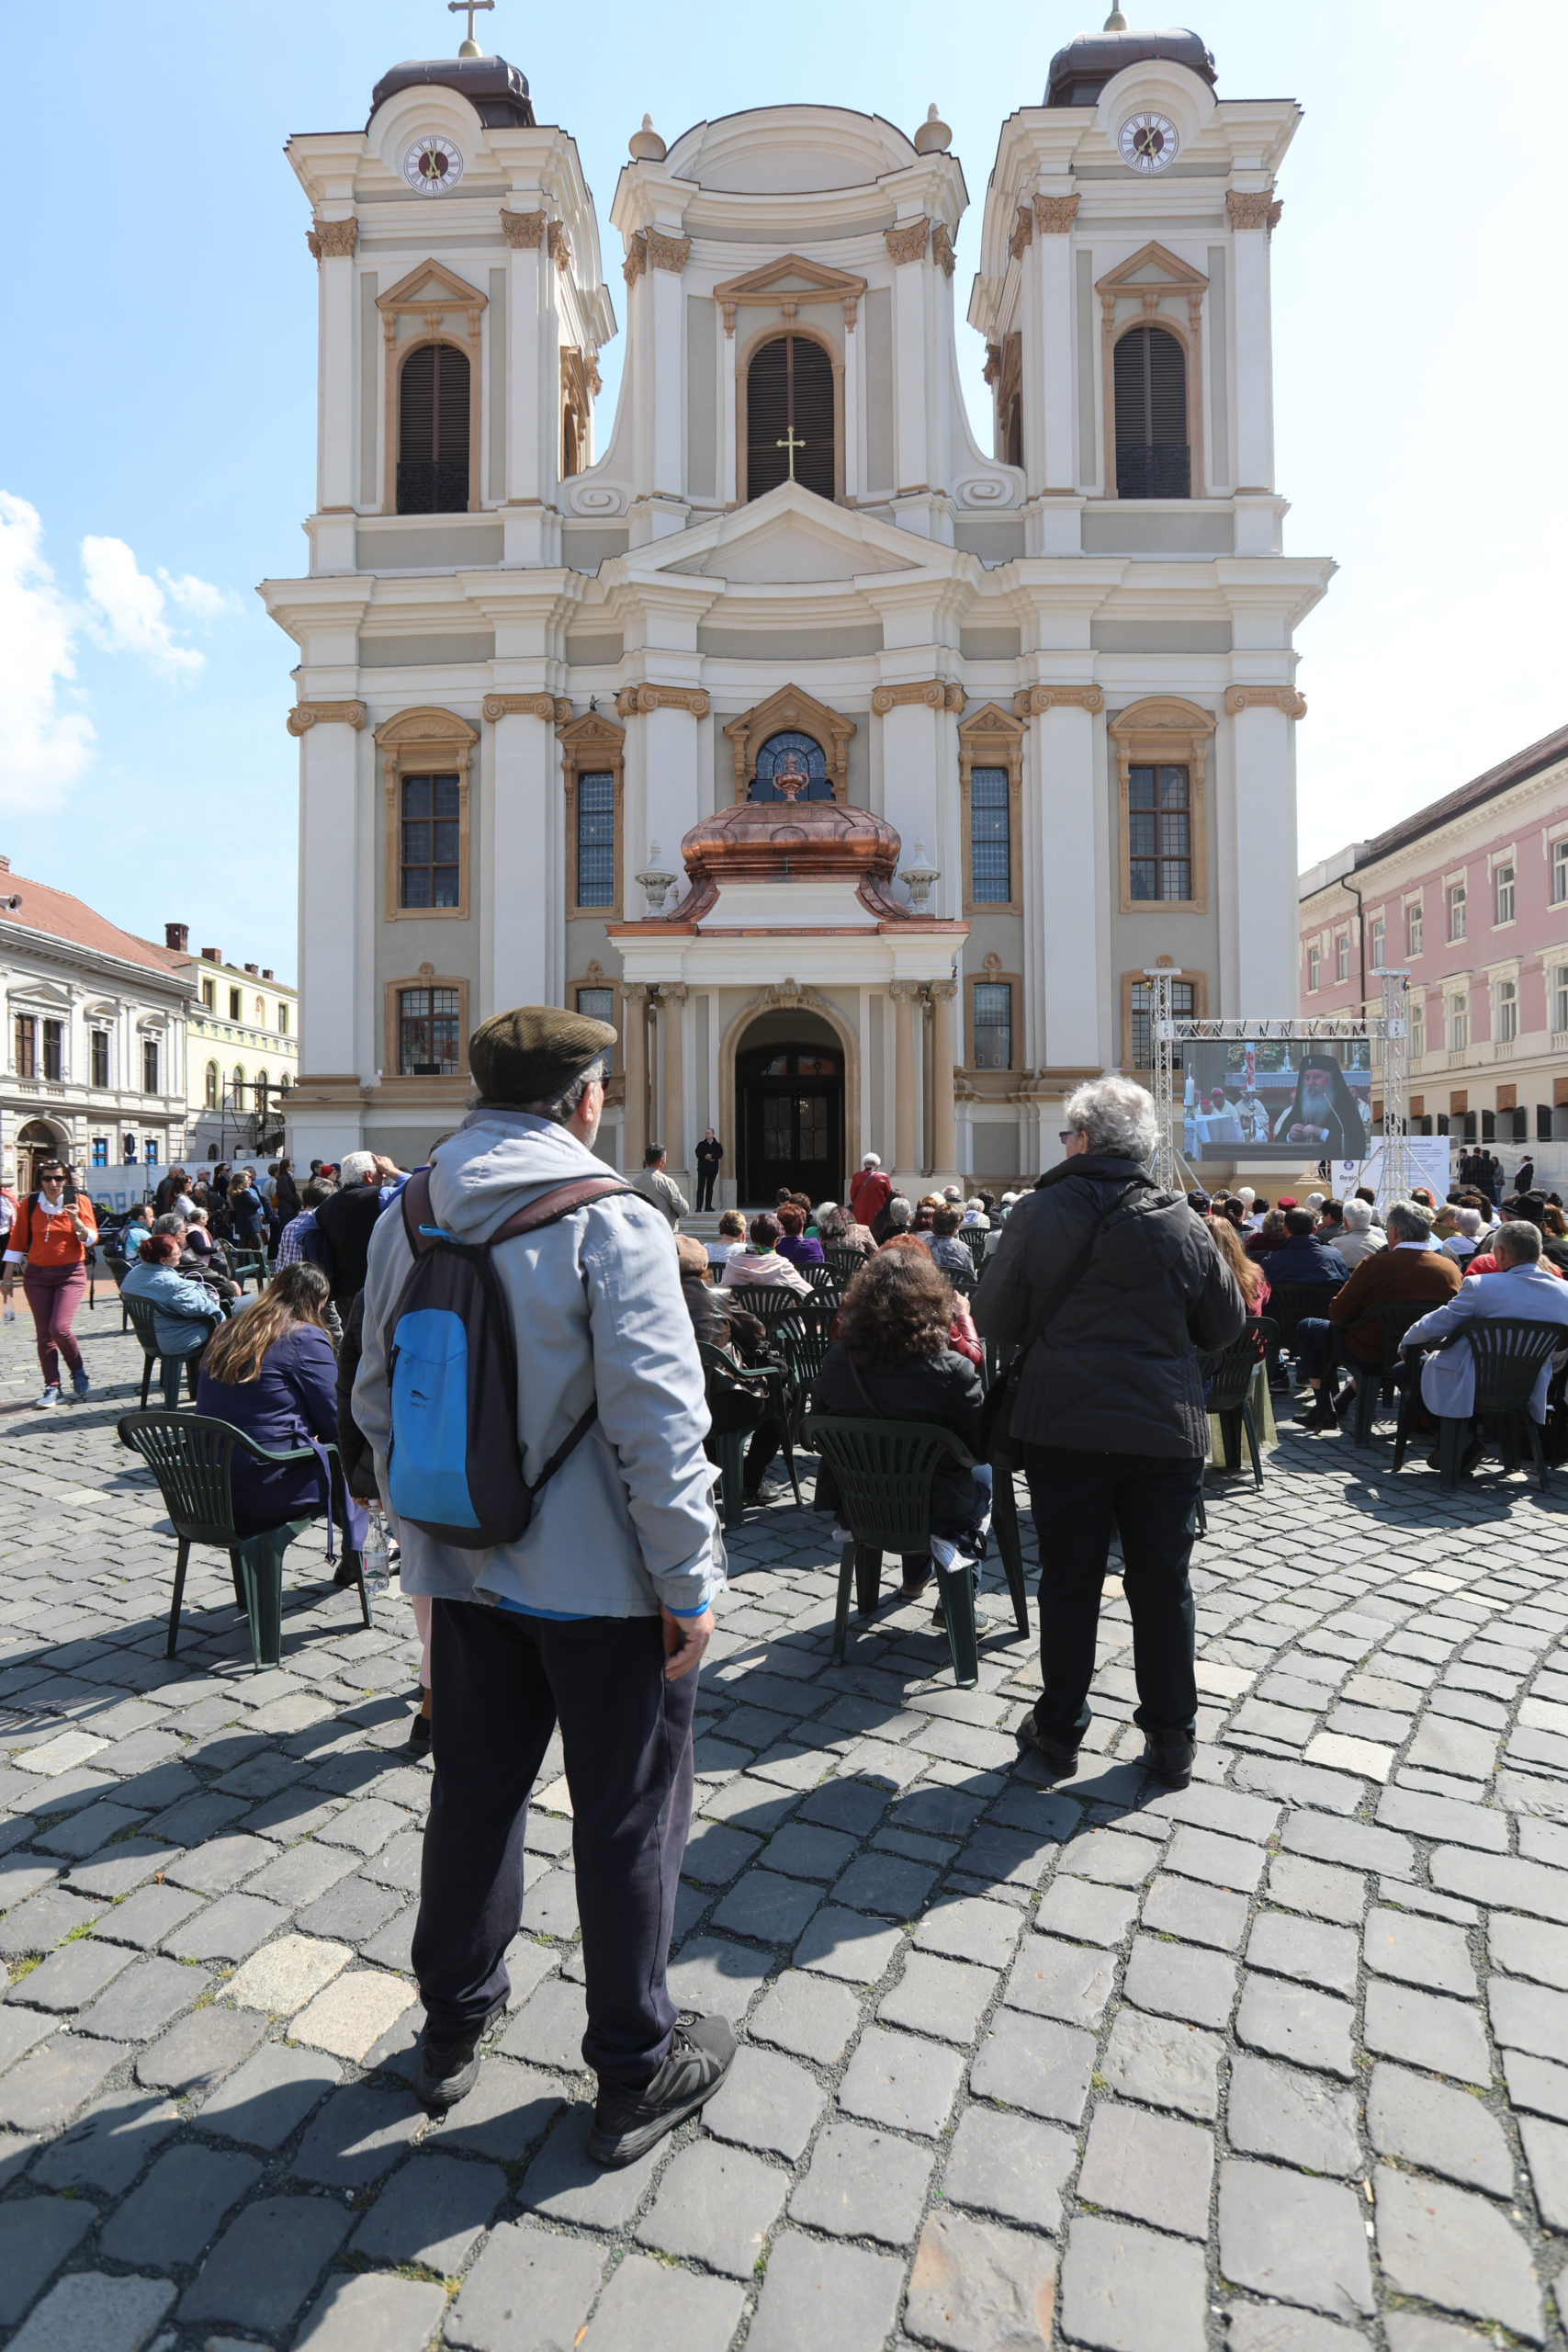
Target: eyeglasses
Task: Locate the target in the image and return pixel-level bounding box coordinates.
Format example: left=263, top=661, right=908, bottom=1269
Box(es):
left=1058, top=1131, right=1077, bottom=1147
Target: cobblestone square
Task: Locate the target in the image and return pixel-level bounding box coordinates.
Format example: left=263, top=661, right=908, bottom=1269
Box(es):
left=2, top=1313, right=1567, bottom=2347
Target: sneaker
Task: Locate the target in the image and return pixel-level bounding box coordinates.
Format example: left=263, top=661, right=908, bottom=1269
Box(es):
left=37, top=1385, right=62, bottom=1408
left=1015, top=1713, right=1078, bottom=1779
left=586, top=2014, right=736, bottom=2168
left=407, top=1708, right=432, bottom=1758
left=413, top=2000, right=504, bottom=2112
left=1143, top=1735, right=1195, bottom=1790
left=71, top=1368, right=90, bottom=1400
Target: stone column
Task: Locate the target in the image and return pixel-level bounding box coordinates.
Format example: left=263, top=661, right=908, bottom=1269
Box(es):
left=930, top=979, right=958, bottom=1178
left=310, top=219, right=357, bottom=514
left=892, top=981, right=920, bottom=1174
left=1227, top=189, right=1279, bottom=492
left=660, top=984, right=688, bottom=1194
left=623, top=985, right=649, bottom=1170
left=1228, top=687, right=1304, bottom=1016
left=288, top=701, right=366, bottom=1084
left=484, top=695, right=560, bottom=1015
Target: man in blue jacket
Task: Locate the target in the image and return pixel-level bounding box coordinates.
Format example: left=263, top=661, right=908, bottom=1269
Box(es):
left=354, top=1006, right=730, bottom=2167
left=1258, top=1206, right=1350, bottom=1289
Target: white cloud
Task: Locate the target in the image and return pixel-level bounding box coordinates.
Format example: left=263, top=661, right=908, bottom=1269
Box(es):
left=81, top=536, right=218, bottom=674
left=156, top=567, right=239, bottom=625
left=0, top=493, right=96, bottom=807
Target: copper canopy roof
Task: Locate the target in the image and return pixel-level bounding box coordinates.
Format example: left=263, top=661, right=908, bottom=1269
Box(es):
left=1044, top=26, right=1215, bottom=106
left=671, top=792, right=908, bottom=923
left=369, top=56, right=535, bottom=130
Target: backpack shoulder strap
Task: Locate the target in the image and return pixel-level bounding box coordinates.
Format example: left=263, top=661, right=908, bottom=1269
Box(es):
left=400, top=1167, right=437, bottom=1255
left=487, top=1175, right=638, bottom=1248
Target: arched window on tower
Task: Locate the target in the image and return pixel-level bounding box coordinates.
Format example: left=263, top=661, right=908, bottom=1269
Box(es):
left=397, top=342, right=471, bottom=514
left=746, top=334, right=836, bottom=502
left=1112, top=325, right=1189, bottom=498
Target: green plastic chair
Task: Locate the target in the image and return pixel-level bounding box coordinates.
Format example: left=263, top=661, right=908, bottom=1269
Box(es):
left=727, top=1283, right=818, bottom=1332
left=117, top=1409, right=369, bottom=1669
left=1336, top=1301, right=1430, bottom=1447
left=769, top=1305, right=839, bottom=1448
left=822, top=1246, right=869, bottom=1291
left=1197, top=1317, right=1277, bottom=1487
left=697, top=1344, right=800, bottom=1523
left=122, top=1295, right=215, bottom=1409
left=1393, top=1317, right=1561, bottom=1493
left=806, top=1413, right=993, bottom=1688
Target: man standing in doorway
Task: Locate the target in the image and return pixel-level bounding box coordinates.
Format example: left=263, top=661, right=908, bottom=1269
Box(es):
left=694, top=1128, right=723, bottom=1214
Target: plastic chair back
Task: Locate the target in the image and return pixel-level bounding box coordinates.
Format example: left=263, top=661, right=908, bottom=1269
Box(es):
left=774, top=1306, right=837, bottom=1401
left=728, top=1284, right=816, bottom=1329
left=1467, top=1317, right=1564, bottom=1415
left=958, top=1227, right=989, bottom=1271
left=117, top=1410, right=243, bottom=1544
left=806, top=1263, right=840, bottom=1301
left=1198, top=1317, right=1274, bottom=1413
left=807, top=1414, right=973, bottom=1556
left=823, top=1247, right=868, bottom=1290
left=1266, top=1282, right=1339, bottom=1347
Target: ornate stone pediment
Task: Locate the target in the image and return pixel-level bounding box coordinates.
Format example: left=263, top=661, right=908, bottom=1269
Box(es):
left=711, top=252, right=867, bottom=336
left=376, top=258, right=487, bottom=342
left=723, top=685, right=857, bottom=803
left=373, top=705, right=479, bottom=780
left=1094, top=241, right=1207, bottom=333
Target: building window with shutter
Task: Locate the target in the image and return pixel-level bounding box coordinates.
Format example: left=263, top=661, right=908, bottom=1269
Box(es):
left=205, top=1061, right=219, bottom=1110
left=400, top=775, right=462, bottom=908
left=91, top=1031, right=109, bottom=1087
left=1407, top=900, right=1424, bottom=956
left=1130, top=978, right=1195, bottom=1069
left=397, top=341, right=471, bottom=514
left=399, top=986, right=461, bottom=1076
left=1554, top=842, right=1568, bottom=906
left=1449, top=992, right=1469, bottom=1052
left=745, top=333, right=837, bottom=502
left=1127, top=766, right=1191, bottom=901
left=229, top=986, right=242, bottom=1020
left=1307, top=944, right=1320, bottom=993
left=14, top=1016, right=35, bottom=1078
left=575, top=774, right=616, bottom=907
left=277, top=1003, right=289, bottom=1036
left=1336, top=933, right=1350, bottom=983
left=1553, top=967, right=1568, bottom=1035
left=1370, top=914, right=1384, bottom=967
left=1495, top=978, right=1518, bottom=1042
left=1410, top=997, right=1425, bottom=1058
left=1112, top=324, right=1189, bottom=497
left=973, top=982, right=1013, bottom=1071
left=1495, top=863, right=1515, bottom=924
left=1448, top=881, right=1466, bottom=941
left=575, top=986, right=615, bottom=1072
left=969, top=769, right=1011, bottom=904
left=142, top=1040, right=159, bottom=1093
left=202, top=977, right=216, bottom=1011
left=42, top=1020, right=62, bottom=1081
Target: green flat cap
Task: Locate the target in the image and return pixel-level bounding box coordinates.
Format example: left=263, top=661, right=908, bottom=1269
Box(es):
left=468, top=1004, right=616, bottom=1106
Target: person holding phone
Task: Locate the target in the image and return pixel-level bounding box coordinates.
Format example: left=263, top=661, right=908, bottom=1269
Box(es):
left=2, top=1159, right=98, bottom=1405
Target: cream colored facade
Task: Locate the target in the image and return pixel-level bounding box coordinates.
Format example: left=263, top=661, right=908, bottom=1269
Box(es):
left=175, top=944, right=299, bottom=1165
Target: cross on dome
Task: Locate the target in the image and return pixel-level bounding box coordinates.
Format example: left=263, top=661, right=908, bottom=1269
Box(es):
left=448, top=0, right=493, bottom=57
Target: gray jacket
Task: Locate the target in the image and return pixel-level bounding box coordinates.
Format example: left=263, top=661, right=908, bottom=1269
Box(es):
left=631, top=1168, right=690, bottom=1228
left=352, top=1108, right=720, bottom=1618
left=974, top=1154, right=1246, bottom=1458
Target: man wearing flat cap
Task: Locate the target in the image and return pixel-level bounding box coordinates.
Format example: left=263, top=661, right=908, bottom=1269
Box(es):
left=354, top=1004, right=731, bottom=2165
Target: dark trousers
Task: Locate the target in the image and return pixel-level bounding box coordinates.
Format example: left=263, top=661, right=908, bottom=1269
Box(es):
left=1294, top=1317, right=1335, bottom=1385
left=1021, top=1445, right=1203, bottom=1746
left=695, top=1168, right=717, bottom=1212
left=22, top=1264, right=87, bottom=1383
left=412, top=1596, right=697, bottom=2088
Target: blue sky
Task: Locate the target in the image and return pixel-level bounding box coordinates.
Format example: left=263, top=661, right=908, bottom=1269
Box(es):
left=5, top=2, right=1564, bottom=986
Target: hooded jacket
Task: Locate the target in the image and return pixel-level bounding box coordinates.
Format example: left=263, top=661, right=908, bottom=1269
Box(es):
left=352, top=1106, right=719, bottom=1619
left=973, top=1154, right=1246, bottom=1457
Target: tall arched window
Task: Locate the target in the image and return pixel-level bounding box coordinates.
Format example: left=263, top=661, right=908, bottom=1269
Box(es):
left=231, top=1066, right=246, bottom=1106
left=1113, top=325, right=1189, bottom=498
left=204, top=1062, right=219, bottom=1111
left=397, top=342, right=471, bottom=514
left=747, top=334, right=836, bottom=502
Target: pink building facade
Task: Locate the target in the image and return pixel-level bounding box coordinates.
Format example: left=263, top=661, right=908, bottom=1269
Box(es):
left=1298, top=721, right=1568, bottom=1150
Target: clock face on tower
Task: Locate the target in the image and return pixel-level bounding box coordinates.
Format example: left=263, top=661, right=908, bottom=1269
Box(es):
left=1118, top=113, right=1179, bottom=174
left=402, top=135, right=465, bottom=196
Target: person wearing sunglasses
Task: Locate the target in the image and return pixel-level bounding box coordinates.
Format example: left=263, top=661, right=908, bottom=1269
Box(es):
left=2, top=1159, right=98, bottom=1406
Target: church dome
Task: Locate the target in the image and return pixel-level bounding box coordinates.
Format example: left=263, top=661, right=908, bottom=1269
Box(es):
left=1044, top=27, right=1215, bottom=107
left=671, top=793, right=909, bottom=922
left=368, top=55, right=535, bottom=130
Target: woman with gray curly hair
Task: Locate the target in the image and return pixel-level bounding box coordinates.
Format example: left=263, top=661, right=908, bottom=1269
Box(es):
left=975, top=1073, right=1244, bottom=1791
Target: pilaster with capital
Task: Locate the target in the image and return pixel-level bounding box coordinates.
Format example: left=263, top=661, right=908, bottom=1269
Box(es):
left=503, top=198, right=551, bottom=510
left=623, top=985, right=650, bottom=1170
left=310, top=218, right=358, bottom=513
left=1227, top=187, right=1280, bottom=491
left=890, top=982, right=922, bottom=1174
left=928, top=979, right=959, bottom=1176
left=658, top=984, right=689, bottom=1183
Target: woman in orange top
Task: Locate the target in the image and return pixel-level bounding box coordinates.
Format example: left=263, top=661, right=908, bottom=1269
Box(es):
left=2, top=1159, right=97, bottom=1406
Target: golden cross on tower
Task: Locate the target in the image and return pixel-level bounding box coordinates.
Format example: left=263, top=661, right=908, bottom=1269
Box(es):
left=776, top=425, right=806, bottom=481
left=448, top=0, right=494, bottom=56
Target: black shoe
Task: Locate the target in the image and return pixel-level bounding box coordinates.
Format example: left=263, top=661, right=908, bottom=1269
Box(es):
left=1296, top=1395, right=1339, bottom=1431
left=1016, top=1713, right=1078, bottom=1779
left=413, top=2000, right=504, bottom=2111
left=333, top=1557, right=362, bottom=1588
left=407, top=1709, right=432, bottom=1758
left=1143, top=1736, right=1195, bottom=1790
left=587, top=2014, right=736, bottom=2168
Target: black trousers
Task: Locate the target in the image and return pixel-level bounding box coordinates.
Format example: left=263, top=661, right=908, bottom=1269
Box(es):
left=1021, top=1444, right=1203, bottom=1747
left=412, top=1597, right=697, bottom=2088
left=695, top=1168, right=717, bottom=1211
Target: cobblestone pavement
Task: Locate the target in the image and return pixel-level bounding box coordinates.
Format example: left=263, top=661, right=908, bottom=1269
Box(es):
left=2, top=1310, right=1568, bottom=2352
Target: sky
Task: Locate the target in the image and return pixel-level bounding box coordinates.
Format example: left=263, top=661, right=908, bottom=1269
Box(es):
left=4, top=1, right=1565, bottom=987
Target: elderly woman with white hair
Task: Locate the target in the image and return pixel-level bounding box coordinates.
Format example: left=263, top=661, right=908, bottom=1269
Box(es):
left=1337, top=1197, right=1388, bottom=1268
left=974, top=1074, right=1245, bottom=1791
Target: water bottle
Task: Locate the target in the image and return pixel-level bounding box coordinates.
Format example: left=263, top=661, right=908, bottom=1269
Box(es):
left=2, top=1302, right=13, bottom=1324
left=361, top=1509, right=390, bottom=1600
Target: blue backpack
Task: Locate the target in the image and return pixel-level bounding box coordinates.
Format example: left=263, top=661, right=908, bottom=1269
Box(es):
left=385, top=1165, right=633, bottom=1548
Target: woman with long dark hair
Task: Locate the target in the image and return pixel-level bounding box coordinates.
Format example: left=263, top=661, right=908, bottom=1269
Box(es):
left=197, top=1263, right=351, bottom=1537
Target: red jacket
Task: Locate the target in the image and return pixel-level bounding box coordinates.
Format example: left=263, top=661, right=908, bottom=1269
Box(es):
left=850, top=1168, right=893, bottom=1224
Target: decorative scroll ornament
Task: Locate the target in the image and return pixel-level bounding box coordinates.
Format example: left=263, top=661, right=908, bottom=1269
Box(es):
left=1225, top=189, right=1283, bottom=235
left=1012, top=684, right=1104, bottom=718
left=287, top=701, right=367, bottom=735
left=623, top=232, right=648, bottom=285
left=885, top=219, right=931, bottom=266
left=306, top=218, right=357, bottom=263
left=1224, top=685, right=1306, bottom=718
left=615, top=684, right=711, bottom=719
left=482, top=695, right=573, bottom=724
left=872, top=681, right=966, bottom=715
left=500, top=209, right=547, bottom=249
left=646, top=226, right=692, bottom=273
left=931, top=223, right=955, bottom=278
left=1034, top=195, right=1080, bottom=234
left=547, top=220, right=572, bottom=271
left=1009, top=206, right=1033, bottom=260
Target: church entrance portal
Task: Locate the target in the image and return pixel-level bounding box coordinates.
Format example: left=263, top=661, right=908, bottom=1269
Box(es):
left=736, top=1011, right=844, bottom=1204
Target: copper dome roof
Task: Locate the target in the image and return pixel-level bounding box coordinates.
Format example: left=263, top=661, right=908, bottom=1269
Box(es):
left=671, top=793, right=908, bottom=922
left=1045, top=26, right=1215, bottom=107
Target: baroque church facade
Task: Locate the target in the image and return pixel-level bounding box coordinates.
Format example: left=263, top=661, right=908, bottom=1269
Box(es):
left=264, top=20, right=1332, bottom=1206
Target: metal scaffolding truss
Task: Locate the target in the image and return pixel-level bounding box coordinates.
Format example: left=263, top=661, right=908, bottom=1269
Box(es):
left=1144, top=966, right=1412, bottom=1206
